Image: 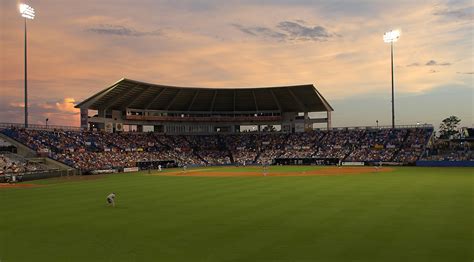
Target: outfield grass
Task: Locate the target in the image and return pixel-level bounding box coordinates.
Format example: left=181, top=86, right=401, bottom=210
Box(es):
left=0, top=166, right=472, bottom=262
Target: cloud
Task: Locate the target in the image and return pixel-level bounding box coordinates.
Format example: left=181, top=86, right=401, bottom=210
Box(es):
left=407, top=60, right=451, bottom=67
left=55, top=98, right=78, bottom=113
left=86, top=24, right=160, bottom=37
left=425, top=60, right=451, bottom=66
left=433, top=6, right=473, bottom=21
left=231, top=24, right=287, bottom=41
left=9, top=98, right=79, bottom=114
left=457, top=71, right=474, bottom=74
left=4, top=98, right=80, bottom=126
left=231, top=21, right=337, bottom=42
left=277, top=21, right=335, bottom=41
left=9, top=102, right=25, bottom=108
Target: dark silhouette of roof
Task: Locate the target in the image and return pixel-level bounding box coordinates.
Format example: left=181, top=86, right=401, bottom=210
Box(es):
left=76, top=78, right=333, bottom=112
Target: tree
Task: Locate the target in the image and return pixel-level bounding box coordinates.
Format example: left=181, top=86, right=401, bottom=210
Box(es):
left=439, top=116, right=461, bottom=139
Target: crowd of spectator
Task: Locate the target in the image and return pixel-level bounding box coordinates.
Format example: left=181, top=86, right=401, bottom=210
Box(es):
left=421, top=139, right=473, bottom=161
left=1, top=127, right=434, bottom=172
left=225, top=135, right=259, bottom=165
left=346, top=129, right=407, bottom=162
left=0, top=153, right=47, bottom=175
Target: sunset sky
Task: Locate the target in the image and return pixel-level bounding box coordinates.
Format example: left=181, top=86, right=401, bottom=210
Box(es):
left=1, top=0, right=472, bottom=128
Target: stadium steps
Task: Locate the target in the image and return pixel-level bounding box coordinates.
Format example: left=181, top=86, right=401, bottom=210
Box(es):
left=182, top=136, right=209, bottom=165
left=228, top=150, right=235, bottom=164
left=155, top=137, right=172, bottom=150
left=419, top=130, right=435, bottom=160
left=390, top=130, right=411, bottom=161
left=413, top=128, right=434, bottom=162
left=254, top=151, right=261, bottom=163
left=341, top=131, right=365, bottom=161
left=341, top=147, right=353, bottom=162
left=217, top=136, right=234, bottom=163
left=311, top=132, right=327, bottom=157
left=194, top=151, right=208, bottom=165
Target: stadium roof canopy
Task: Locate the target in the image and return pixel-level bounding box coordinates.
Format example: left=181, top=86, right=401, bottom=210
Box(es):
left=76, top=78, right=333, bottom=113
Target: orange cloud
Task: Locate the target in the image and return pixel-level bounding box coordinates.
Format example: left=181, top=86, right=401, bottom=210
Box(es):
left=55, top=98, right=78, bottom=113
left=9, top=102, right=24, bottom=108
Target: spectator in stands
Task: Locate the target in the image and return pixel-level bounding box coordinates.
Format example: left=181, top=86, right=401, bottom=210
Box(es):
left=0, top=126, right=436, bottom=171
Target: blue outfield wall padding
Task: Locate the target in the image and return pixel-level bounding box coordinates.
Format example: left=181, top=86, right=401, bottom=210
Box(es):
left=416, top=161, right=474, bottom=167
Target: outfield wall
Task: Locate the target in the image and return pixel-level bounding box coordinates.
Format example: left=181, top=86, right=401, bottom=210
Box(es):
left=0, top=170, right=72, bottom=183
left=416, top=161, right=474, bottom=167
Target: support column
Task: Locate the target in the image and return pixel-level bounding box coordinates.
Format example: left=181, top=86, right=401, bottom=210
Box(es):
left=80, top=108, right=89, bottom=130
left=327, top=111, right=332, bottom=130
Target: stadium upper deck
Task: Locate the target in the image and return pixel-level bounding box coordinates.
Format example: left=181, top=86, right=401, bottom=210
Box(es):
left=75, top=78, right=333, bottom=134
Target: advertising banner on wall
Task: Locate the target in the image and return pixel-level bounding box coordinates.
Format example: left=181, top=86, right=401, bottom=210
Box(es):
left=115, top=123, right=123, bottom=132
left=105, top=122, right=113, bottom=133
left=124, top=167, right=139, bottom=172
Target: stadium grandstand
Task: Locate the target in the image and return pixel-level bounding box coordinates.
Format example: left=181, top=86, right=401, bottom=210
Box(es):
left=75, top=78, right=334, bottom=133
left=1, top=126, right=434, bottom=174
left=0, top=79, right=456, bottom=173
left=420, top=127, right=474, bottom=164
left=3, top=78, right=473, bottom=176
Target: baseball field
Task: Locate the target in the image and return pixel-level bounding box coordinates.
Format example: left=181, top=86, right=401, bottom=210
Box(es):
left=0, top=166, right=472, bottom=261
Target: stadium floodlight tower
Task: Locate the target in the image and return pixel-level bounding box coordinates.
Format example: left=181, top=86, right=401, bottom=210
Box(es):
left=383, top=29, right=400, bottom=129
left=19, top=3, right=35, bottom=128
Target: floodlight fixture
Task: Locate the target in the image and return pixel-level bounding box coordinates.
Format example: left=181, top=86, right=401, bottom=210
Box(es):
left=383, top=30, right=400, bottom=43
left=19, top=4, right=35, bottom=20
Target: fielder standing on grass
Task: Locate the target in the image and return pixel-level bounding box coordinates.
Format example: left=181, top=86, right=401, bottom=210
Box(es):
left=106, top=192, right=116, bottom=207
left=263, top=163, right=268, bottom=176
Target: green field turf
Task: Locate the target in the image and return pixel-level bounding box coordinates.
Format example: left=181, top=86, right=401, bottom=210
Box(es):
left=0, top=166, right=472, bottom=262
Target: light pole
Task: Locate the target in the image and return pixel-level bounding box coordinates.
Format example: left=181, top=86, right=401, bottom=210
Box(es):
left=383, top=29, right=400, bottom=129
left=46, top=118, right=49, bottom=128
left=19, top=3, right=35, bottom=128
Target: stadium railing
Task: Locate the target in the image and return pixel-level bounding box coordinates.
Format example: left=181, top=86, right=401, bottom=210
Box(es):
left=0, top=122, right=82, bottom=131
left=0, top=122, right=433, bottom=133
left=316, top=124, right=433, bottom=131
left=126, top=115, right=282, bottom=122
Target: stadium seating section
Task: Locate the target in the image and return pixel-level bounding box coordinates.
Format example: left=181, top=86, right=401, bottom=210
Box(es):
left=0, top=152, right=50, bottom=175
left=0, top=127, right=439, bottom=172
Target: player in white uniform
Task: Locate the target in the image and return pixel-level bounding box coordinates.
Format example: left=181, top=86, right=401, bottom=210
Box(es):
left=263, top=163, right=268, bottom=176
left=106, top=193, right=116, bottom=207
left=158, top=164, right=162, bottom=172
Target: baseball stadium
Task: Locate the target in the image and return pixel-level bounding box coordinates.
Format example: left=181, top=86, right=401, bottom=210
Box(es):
left=1, top=78, right=473, bottom=262
left=2, top=1, right=473, bottom=261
